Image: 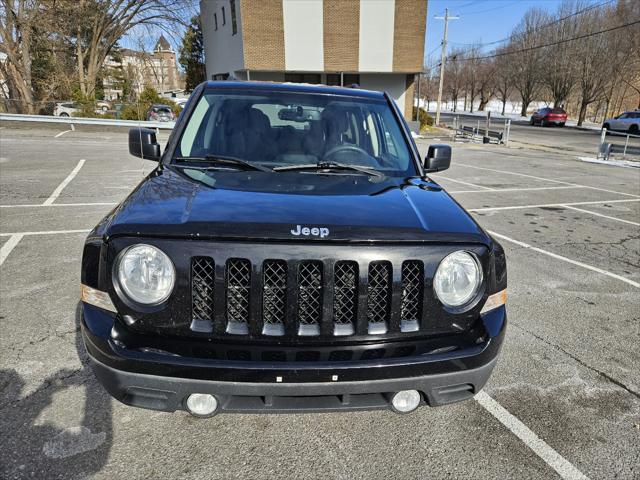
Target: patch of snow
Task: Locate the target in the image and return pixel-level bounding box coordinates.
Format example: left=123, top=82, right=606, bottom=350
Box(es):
left=578, top=156, right=640, bottom=168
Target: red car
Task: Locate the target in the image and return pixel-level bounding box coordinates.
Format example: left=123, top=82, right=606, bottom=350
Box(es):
left=529, top=107, right=567, bottom=127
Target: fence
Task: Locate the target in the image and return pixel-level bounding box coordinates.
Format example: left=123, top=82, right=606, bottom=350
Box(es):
left=0, top=112, right=175, bottom=130
left=597, top=128, right=640, bottom=160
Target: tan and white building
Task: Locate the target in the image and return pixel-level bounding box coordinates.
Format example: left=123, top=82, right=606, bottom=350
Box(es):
left=200, top=0, right=428, bottom=118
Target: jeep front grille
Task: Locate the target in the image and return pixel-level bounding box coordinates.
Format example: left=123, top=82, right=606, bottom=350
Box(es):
left=367, top=262, right=392, bottom=334
left=189, top=257, right=426, bottom=338
left=262, top=260, right=287, bottom=336
left=225, top=258, right=251, bottom=334
left=191, top=257, right=215, bottom=333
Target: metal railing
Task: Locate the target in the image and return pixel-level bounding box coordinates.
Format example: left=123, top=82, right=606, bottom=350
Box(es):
left=452, top=115, right=510, bottom=145
left=0, top=113, right=175, bottom=130
left=598, top=128, right=640, bottom=160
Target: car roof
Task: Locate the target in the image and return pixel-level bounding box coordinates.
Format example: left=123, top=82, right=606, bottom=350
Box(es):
left=203, top=80, right=386, bottom=100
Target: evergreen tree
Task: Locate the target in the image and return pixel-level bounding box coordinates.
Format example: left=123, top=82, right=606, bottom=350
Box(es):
left=179, top=16, right=206, bottom=93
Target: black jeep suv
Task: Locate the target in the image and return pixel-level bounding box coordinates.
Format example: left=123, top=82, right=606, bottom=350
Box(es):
left=81, top=81, right=507, bottom=416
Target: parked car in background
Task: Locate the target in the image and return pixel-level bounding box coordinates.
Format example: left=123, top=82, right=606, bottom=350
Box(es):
left=146, top=104, right=176, bottom=122
left=54, top=102, right=80, bottom=117
left=96, top=100, right=112, bottom=113
left=529, top=107, right=567, bottom=127
left=602, top=110, right=640, bottom=134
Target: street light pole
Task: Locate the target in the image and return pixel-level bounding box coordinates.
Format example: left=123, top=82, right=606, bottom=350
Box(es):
left=434, top=8, right=458, bottom=126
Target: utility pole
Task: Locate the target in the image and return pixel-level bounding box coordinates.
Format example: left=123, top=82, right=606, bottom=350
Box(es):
left=434, top=9, right=458, bottom=126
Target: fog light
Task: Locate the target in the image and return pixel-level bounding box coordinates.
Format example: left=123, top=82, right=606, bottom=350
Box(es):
left=185, top=393, right=218, bottom=417
left=391, top=390, right=421, bottom=413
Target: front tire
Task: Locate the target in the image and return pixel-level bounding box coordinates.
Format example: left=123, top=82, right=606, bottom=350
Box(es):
left=559, top=123, right=565, bottom=127
left=529, top=117, right=535, bottom=126
left=59, top=112, right=69, bottom=117
left=540, top=119, right=546, bottom=127
left=629, top=125, right=639, bottom=135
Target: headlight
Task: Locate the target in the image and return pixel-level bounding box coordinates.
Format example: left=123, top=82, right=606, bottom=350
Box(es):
left=115, top=244, right=175, bottom=305
left=433, top=251, right=482, bottom=308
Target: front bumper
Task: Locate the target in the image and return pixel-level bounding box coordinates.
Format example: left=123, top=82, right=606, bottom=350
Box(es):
left=82, top=303, right=506, bottom=414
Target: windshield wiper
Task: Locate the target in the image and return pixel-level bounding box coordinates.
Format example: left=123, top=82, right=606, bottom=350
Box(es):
left=173, top=155, right=273, bottom=172
left=274, top=161, right=383, bottom=177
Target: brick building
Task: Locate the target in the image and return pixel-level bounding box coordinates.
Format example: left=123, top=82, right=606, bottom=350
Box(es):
left=200, top=0, right=428, bottom=118
left=103, top=36, right=183, bottom=101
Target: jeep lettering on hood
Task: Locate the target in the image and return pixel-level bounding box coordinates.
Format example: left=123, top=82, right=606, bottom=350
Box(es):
left=290, top=225, right=329, bottom=238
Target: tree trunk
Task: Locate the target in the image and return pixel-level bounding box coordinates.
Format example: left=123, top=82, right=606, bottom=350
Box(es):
left=501, top=98, right=506, bottom=116
left=520, top=98, right=530, bottom=117
left=577, top=100, right=589, bottom=126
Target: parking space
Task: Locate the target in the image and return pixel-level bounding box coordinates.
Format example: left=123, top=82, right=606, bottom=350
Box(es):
left=1, top=126, right=639, bottom=479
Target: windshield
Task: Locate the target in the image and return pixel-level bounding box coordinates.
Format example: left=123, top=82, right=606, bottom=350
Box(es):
left=174, top=89, right=416, bottom=177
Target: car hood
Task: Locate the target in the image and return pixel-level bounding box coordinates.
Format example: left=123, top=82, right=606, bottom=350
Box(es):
left=102, top=166, right=489, bottom=244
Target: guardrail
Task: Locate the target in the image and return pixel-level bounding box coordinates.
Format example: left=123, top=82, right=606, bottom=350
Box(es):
left=0, top=113, right=175, bottom=130
left=598, top=128, right=640, bottom=160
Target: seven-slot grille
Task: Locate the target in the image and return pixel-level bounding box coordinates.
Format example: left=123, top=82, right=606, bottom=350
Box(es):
left=190, top=257, right=426, bottom=337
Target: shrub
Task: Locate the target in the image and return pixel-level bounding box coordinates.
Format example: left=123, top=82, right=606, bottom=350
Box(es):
left=118, top=86, right=182, bottom=120
left=412, top=107, right=434, bottom=130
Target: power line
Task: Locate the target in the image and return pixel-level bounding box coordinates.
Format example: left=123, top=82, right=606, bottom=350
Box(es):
left=449, top=18, right=640, bottom=62
left=456, top=1, right=520, bottom=17
left=448, top=0, right=615, bottom=49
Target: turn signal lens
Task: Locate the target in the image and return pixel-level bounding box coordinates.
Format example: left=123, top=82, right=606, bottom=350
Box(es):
left=480, top=289, right=507, bottom=314
left=81, top=284, right=117, bottom=313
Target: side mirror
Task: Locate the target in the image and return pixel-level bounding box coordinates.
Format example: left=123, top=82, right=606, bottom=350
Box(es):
left=129, top=128, right=161, bottom=161
left=424, top=144, right=451, bottom=173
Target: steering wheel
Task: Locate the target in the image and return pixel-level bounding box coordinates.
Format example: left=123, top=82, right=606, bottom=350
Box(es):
left=322, top=144, right=376, bottom=166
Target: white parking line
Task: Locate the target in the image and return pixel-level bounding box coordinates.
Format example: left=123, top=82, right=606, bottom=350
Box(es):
left=560, top=205, right=640, bottom=227
left=54, top=129, right=73, bottom=138
left=475, top=392, right=589, bottom=480
left=448, top=186, right=583, bottom=194
left=457, top=163, right=640, bottom=198
left=0, top=229, right=89, bottom=237
left=0, top=202, right=116, bottom=208
left=0, top=234, right=24, bottom=266
left=433, top=176, right=493, bottom=190
left=469, top=198, right=640, bottom=213
left=488, top=230, right=640, bottom=288
left=42, top=159, right=86, bottom=206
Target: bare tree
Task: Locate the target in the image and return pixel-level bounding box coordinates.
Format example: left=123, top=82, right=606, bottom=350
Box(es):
left=493, top=46, right=515, bottom=115
left=574, top=7, right=612, bottom=125
left=0, top=0, right=41, bottom=112
left=477, top=60, right=496, bottom=111
left=543, top=1, right=582, bottom=107
left=58, top=0, right=189, bottom=99
left=444, top=49, right=465, bottom=112
left=509, top=9, right=548, bottom=116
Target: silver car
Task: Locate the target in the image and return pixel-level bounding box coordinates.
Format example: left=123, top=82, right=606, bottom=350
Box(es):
left=603, top=110, right=640, bottom=135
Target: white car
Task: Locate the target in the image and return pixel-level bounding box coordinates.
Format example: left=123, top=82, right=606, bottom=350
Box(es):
left=53, top=102, right=80, bottom=117
left=603, top=110, right=640, bottom=135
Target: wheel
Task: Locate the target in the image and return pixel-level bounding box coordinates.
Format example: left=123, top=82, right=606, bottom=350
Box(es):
left=59, top=112, right=69, bottom=117
left=529, top=117, right=534, bottom=126
left=559, top=123, right=565, bottom=127
left=603, top=123, right=610, bottom=134
left=101, top=105, right=108, bottom=112
left=540, top=119, right=546, bottom=127
left=629, top=125, right=639, bottom=135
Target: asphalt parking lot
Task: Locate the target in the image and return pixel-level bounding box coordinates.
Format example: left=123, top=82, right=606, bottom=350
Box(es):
left=1, top=125, right=639, bottom=479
